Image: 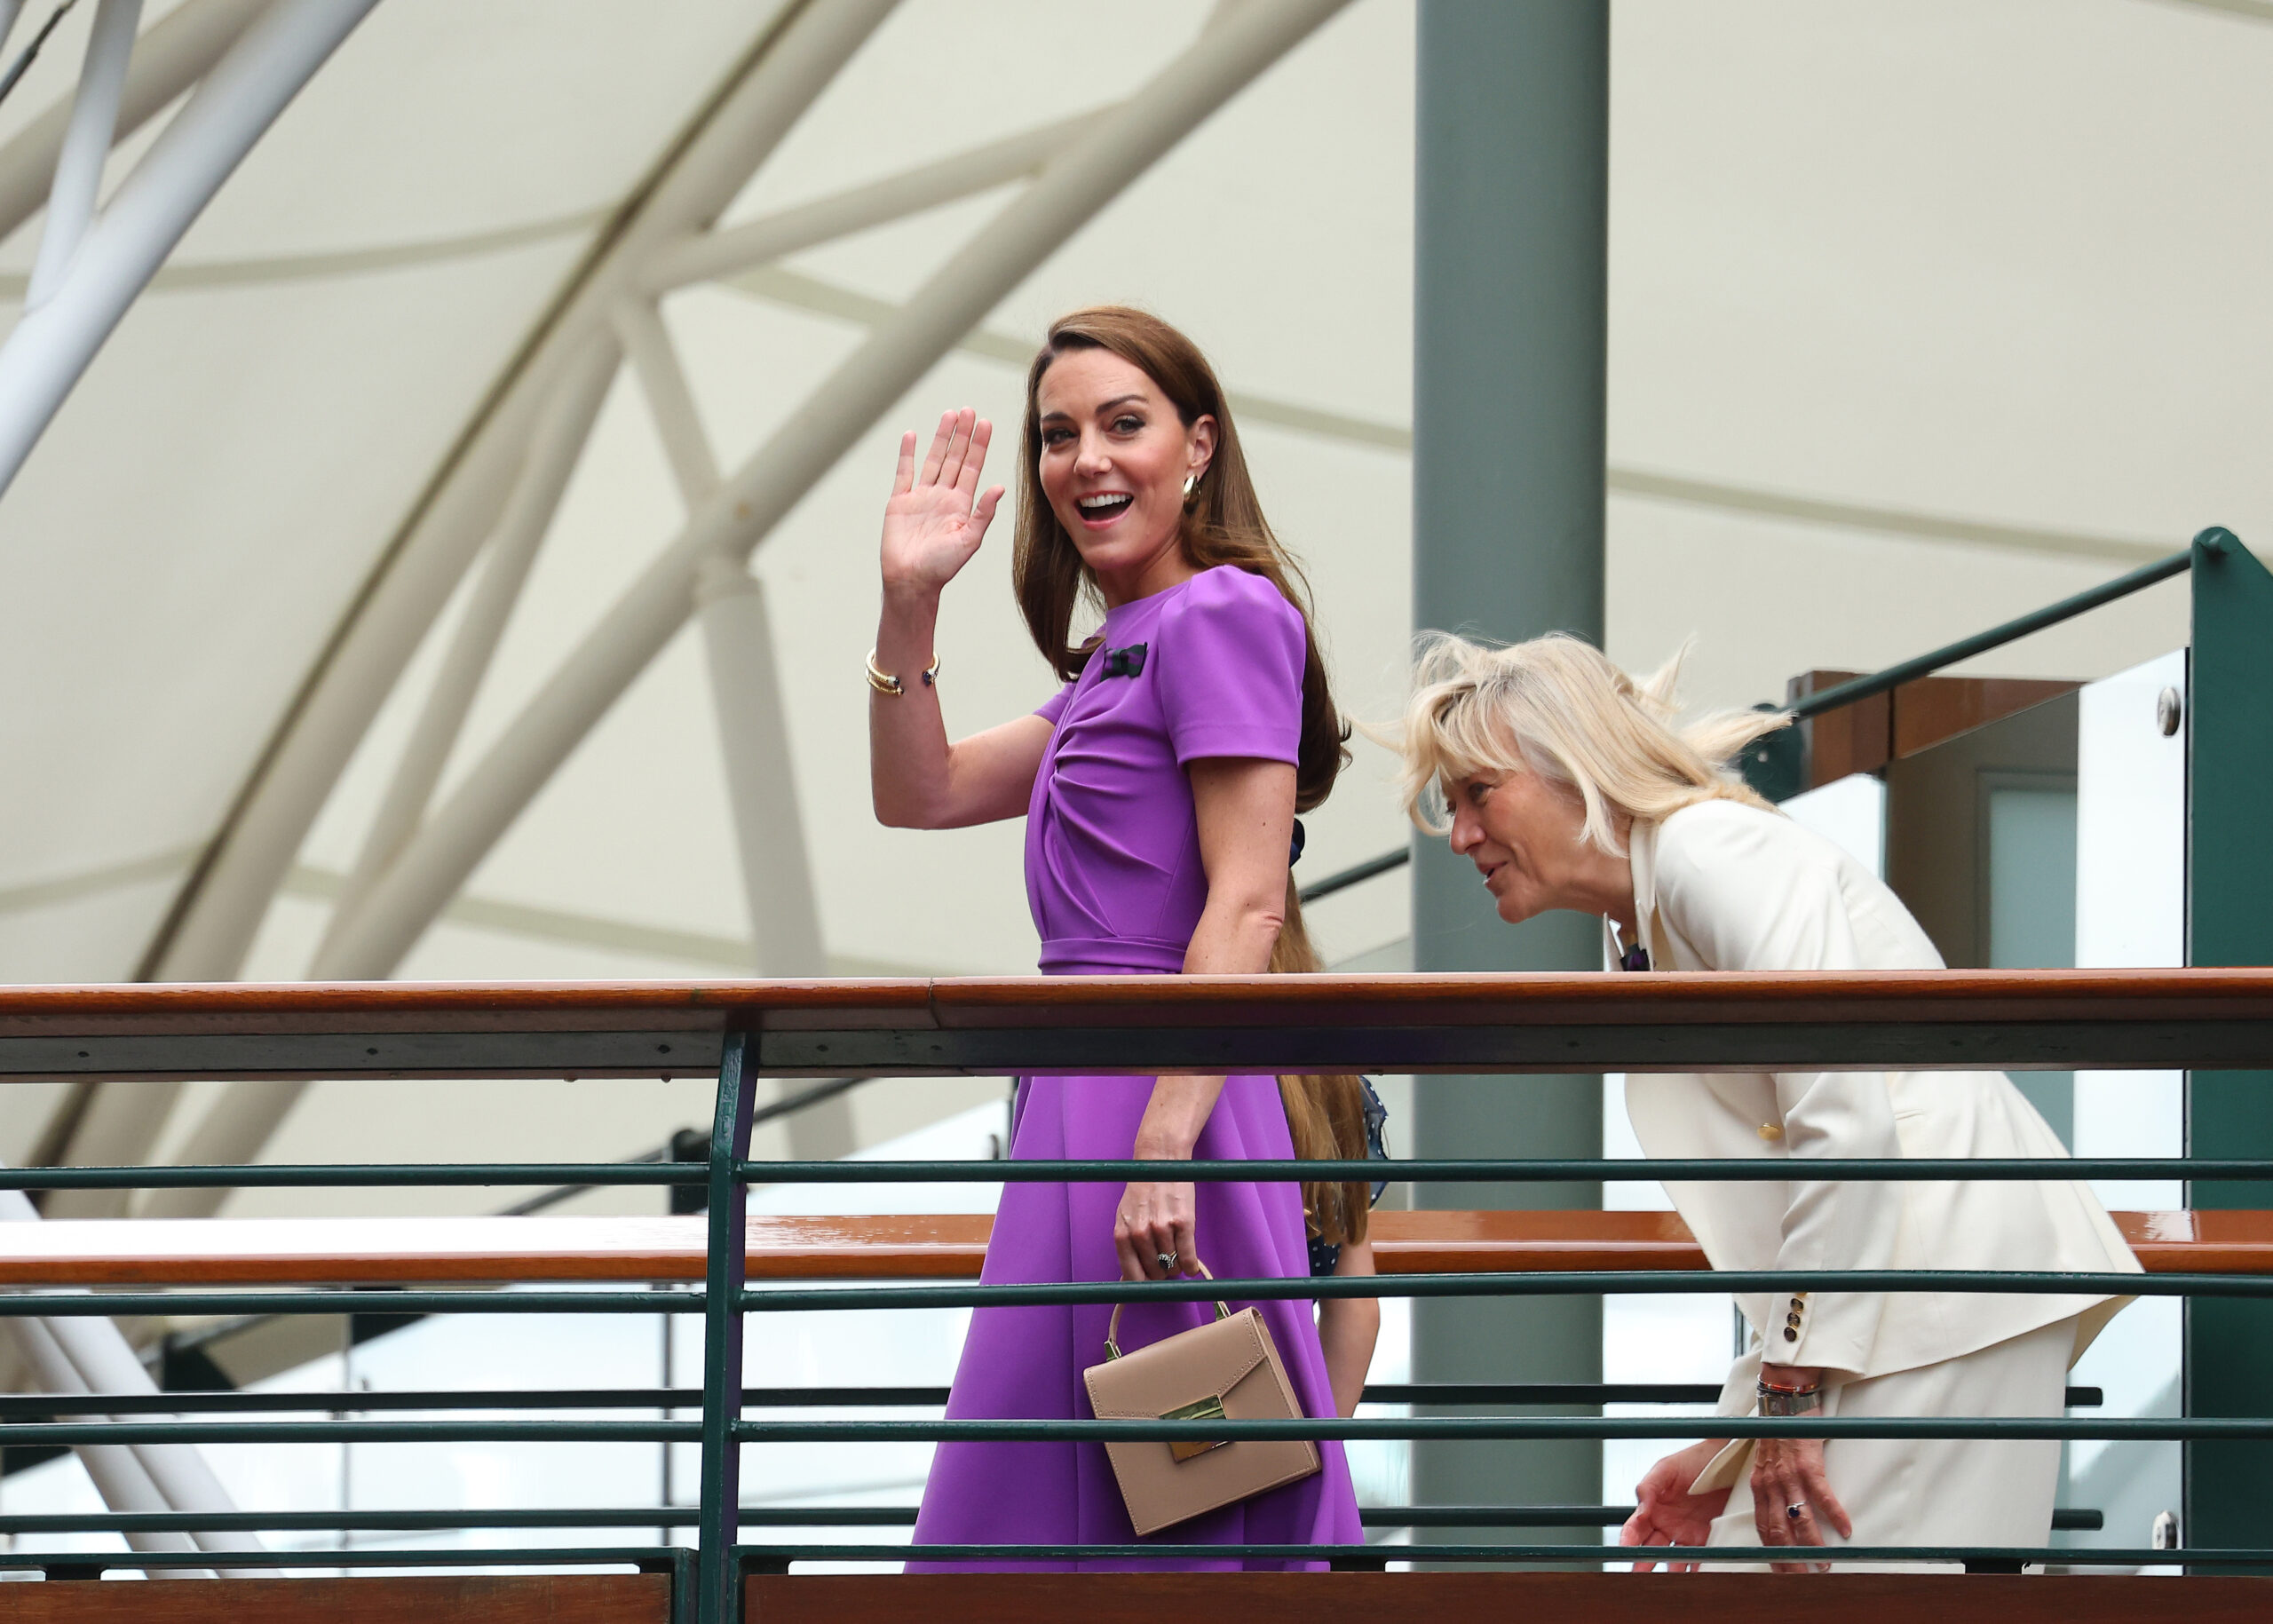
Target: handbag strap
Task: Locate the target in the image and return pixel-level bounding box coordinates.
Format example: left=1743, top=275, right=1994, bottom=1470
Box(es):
left=1105, top=1260, right=1231, bottom=1359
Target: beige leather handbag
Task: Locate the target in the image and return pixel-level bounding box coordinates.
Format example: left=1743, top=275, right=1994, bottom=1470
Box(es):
left=1081, top=1266, right=1321, bottom=1536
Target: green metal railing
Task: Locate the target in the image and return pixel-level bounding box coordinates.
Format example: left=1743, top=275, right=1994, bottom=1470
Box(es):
left=4, top=1035, right=2273, bottom=1601
left=3, top=1037, right=2269, bottom=1609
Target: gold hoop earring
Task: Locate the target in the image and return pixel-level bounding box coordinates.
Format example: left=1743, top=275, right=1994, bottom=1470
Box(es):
left=1181, top=472, right=1199, bottom=500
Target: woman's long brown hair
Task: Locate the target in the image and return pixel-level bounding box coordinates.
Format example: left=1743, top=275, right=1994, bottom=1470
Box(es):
left=1269, top=900, right=1376, bottom=1249
left=1013, top=305, right=1371, bottom=1246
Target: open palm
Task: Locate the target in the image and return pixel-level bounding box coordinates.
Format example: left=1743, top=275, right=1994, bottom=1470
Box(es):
left=882, top=407, right=1005, bottom=596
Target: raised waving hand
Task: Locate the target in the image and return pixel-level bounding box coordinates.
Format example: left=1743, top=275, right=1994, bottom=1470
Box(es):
left=868, top=406, right=1046, bottom=833
left=882, top=408, right=1006, bottom=597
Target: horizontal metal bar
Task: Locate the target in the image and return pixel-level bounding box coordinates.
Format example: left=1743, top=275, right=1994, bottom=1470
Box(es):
left=0, top=1503, right=2106, bottom=1534
left=0, top=1414, right=2204, bottom=1449
left=0, top=1161, right=704, bottom=1190
left=728, top=1415, right=2273, bottom=1443
left=1372, top=1382, right=2102, bottom=1409
left=0, top=1419, right=701, bottom=1444
left=0, top=1384, right=886, bottom=1416
left=0, top=1382, right=1736, bottom=1415
left=2, top=1153, right=2259, bottom=1194
left=0, top=1508, right=711, bottom=1533
left=0, top=1381, right=2108, bottom=1417
left=0, top=1271, right=2223, bottom=1323
left=1374, top=1506, right=2109, bottom=1532
left=1786, top=544, right=2198, bottom=720
left=507, top=1080, right=884, bottom=1216
left=0, top=1546, right=681, bottom=1573
left=733, top=1155, right=2273, bottom=1183
left=1298, top=845, right=1411, bottom=903
left=736, top=1269, right=2248, bottom=1314
left=741, top=1541, right=2273, bottom=1567
left=1, top=1154, right=2257, bottom=1192
left=0, top=1289, right=705, bottom=1317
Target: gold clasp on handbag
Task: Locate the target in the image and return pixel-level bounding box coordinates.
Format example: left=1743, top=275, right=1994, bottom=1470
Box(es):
left=1162, top=1393, right=1229, bottom=1462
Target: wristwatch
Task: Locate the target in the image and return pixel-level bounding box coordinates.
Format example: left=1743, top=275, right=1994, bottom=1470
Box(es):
left=1756, top=1381, right=1824, bottom=1418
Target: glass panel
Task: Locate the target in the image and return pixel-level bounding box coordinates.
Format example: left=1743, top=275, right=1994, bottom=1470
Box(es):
left=2065, top=646, right=2187, bottom=1565
left=1986, top=780, right=2078, bottom=1147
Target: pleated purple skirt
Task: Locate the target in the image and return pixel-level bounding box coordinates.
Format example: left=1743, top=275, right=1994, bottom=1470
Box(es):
left=907, top=1067, right=1363, bottom=1571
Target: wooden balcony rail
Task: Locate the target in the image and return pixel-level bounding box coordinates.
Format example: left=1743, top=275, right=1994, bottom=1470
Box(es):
left=4, top=969, right=2273, bottom=1079
left=0, top=1208, right=2261, bottom=1287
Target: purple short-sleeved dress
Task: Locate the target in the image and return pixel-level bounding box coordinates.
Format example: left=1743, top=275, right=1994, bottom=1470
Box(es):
left=906, top=566, right=1363, bottom=1571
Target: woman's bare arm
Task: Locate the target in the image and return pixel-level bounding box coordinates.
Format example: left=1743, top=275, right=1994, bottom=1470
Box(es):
left=869, top=598, right=1051, bottom=828
left=868, top=408, right=1050, bottom=828
left=1319, top=1240, right=1381, bottom=1419
left=1113, top=757, right=1297, bottom=1280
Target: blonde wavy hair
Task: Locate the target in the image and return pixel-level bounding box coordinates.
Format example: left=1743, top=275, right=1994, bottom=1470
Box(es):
left=1397, top=632, right=1789, bottom=854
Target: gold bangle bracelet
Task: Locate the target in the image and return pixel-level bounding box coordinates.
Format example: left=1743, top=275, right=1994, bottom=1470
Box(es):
left=866, top=648, right=939, bottom=697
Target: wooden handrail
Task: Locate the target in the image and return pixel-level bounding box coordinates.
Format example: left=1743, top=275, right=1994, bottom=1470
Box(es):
left=1, top=969, right=2272, bottom=1078
left=0, top=1209, right=2258, bottom=1287
left=744, top=1572, right=2271, bottom=1621
left=0, top=1573, right=668, bottom=1620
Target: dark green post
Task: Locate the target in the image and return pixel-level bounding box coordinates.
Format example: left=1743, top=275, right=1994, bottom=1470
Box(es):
left=2184, top=525, right=2272, bottom=1563
left=1411, top=0, right=1609, bottom=1549
left=697, top=1031, right=756, bottom=1622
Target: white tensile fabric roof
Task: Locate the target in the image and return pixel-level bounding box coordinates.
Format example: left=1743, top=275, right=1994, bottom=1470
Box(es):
left=0, top=0, right=2264, bottom=1183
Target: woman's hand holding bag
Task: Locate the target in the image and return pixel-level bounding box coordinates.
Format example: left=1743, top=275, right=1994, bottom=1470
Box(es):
left=1115, top=1174, right=1199, bottom=1281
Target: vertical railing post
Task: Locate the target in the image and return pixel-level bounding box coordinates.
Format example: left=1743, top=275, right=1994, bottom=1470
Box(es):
left=2184, top=523, right=2273, bottom=1567
left=697, top=1029, right=756, bottom=1623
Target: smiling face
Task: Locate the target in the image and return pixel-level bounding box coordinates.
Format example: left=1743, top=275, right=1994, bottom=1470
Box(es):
left=1034, top=347, right=1216, bottom=606
left=1445, top=763, right=1630, bottom=926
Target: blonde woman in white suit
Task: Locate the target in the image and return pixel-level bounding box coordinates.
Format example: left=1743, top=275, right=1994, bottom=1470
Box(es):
left=1393, top=632, right=2138, bottom=1573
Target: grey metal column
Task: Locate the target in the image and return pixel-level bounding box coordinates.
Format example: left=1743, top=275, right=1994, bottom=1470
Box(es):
left=1411, top=0, right=1609, bottom=1552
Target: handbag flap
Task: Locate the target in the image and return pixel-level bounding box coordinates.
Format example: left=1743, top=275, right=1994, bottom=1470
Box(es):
left=1083, top=1308, right=1271, bottom=1419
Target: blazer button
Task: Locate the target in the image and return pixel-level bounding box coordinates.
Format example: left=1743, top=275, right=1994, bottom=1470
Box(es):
left=1789, top=1298, right=1804, bottom=1311
left=1757, top=1123, right=1784, bottom=1141
left=1782, top=1327, right=1797, bottom=1342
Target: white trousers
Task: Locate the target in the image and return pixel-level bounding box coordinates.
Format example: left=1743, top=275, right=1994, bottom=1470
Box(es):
left=1704, top=1317, right=2073, bottom=1572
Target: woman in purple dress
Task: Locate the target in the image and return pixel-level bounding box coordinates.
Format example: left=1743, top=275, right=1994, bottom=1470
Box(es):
left=869, top=307, right=1364, bottom=1570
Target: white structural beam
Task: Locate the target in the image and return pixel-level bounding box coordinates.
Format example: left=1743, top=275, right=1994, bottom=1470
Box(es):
left=0, top=0, right=376, bottom=500
left=1, top=1183, right=249, bottom=1573
left=0, top=0, right=263, bottom=240
left=59, top=340, right=628, bottom=1207
left=134, top=1, right=903, bottom=1213
left=695, top=556, right=852, bottom=1160
left=149, top=0, right=900, bottom=988
left=613, top=297, right=719, bottom=510
left=318, top=334, right=622, bottom=968
left=310, top=0, right=1353, bottom=988
left=7, top=1319, right=208, bottom=1574
left=638, top=107, right=1106, bottom=295
left=27, top=0, right=144, bottom=309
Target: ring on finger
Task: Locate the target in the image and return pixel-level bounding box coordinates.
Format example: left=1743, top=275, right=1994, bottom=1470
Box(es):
left=1155, top=1250, right=1177, bottom=1272
left=1785, top=1501, right=1806, bottom=1521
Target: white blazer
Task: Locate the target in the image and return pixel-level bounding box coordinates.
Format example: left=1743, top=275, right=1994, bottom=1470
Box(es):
left=1620, top=799, right=2137, bottom=1386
